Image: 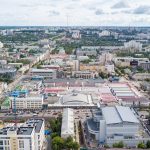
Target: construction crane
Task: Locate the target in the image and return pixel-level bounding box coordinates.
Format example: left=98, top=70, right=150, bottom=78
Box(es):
left=11, top=91, right=19, bottom=126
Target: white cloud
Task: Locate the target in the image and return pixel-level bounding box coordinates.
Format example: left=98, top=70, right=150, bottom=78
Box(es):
left=111, top=1, right=129, bottom=9
left=0, top=0, right=149, bottom=26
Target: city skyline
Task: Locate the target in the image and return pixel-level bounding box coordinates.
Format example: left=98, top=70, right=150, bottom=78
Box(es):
left=0, top=0, right=150, bottom=26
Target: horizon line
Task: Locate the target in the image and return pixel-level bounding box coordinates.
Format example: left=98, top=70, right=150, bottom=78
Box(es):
left=0, top=25, right=150, bottom=28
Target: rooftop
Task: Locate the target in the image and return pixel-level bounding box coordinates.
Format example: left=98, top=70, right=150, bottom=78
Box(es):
left=0, top=119, right=44, bottom=136
left=61, top=108, right=74, bottom=136
left=61, top=92, right=92, bottom=105
left=31, top=68, right=55, bottom=73
left=102, top=106, right=139, bottom=125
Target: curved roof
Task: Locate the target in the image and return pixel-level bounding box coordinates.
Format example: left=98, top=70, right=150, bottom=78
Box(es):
left=61, top=108, right=74, bottom=137
left=61, top=93, right=91, bottom=105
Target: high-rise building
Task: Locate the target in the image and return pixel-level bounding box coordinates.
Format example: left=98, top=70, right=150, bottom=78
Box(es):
left=0, top=42, right=3, bottom=49
left=124, top=40, right=142, bottom=52
left=0, top=119, right=45, bottom=150
left=72, top=30, right=81, bottom=39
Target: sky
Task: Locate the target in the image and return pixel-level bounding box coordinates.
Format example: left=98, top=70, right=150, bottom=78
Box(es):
left=0, top=0, right=150, bottom=26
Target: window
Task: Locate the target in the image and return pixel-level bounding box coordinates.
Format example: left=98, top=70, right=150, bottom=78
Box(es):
left=0, top=141, right=3, bottom=145
left=19, top=140, right=24, bottom=148
left=4, top=141, right=9, bottom=145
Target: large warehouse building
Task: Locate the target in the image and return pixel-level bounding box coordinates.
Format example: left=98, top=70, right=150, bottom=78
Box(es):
left=61, top=108, right=74, bottom=139
left=60, top=92, right=93, bottom=106
left=87, top=105, right=150, bottom=147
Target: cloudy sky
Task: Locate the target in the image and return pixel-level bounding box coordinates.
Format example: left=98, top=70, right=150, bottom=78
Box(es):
left=0, top=0, right=150, bottom=26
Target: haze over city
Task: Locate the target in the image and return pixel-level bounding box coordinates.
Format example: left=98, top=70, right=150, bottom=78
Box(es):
left=0, top=0, right=150, bottom=26
left=0, top=0, right=150, bottom=150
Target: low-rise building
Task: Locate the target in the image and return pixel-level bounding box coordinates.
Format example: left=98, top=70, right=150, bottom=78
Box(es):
left=11, top=94, right=44, bottom=110
left=0, top=82, right=6, bottom=94
left=124, top=40, right=142, bottom=52
left=139, top=61, right=150, bottom=71
left=30, top=68, right=57, bottom=79
left=113, top=57, right=149, bottom=67
left=133, top=73, right=150, bottom=80
left=99, top=30, right=111, bottom=37
left=77, top=56, right=89, bottom=61
left=0, top=65, right=17, bottom=80
left=60, top=92, right=93, bottom=106
left=72, top=71, right=96, bottom=79
left=0, top=60, right=7, bottom=65
left=76, top=48, right=97, bottom=56
left=105, top=63, right=115, bottom=74
left=140, top=82, right=150, bottom=92
left=61, top=108, right=74, bottom=139
left=80, top=64, right=100, bottom=72
left=0, top=41, right=3, bottom=48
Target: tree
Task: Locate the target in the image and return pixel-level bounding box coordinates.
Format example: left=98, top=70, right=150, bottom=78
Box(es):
left=52, top=136, right=64, bottom=150
left=72, top=141, right=80, bottom=150
left=48, top=118, right=62, bottom=136
left=146, top=140, right=150, bottom=148
left=113, top=141, right=124, bottom=148
left=16, top=59, right=30, bottom=65
left=51, top=132, right=58, bottom=139
left=137, top=142, right=145, bottom=149
left=36, top=65, right=42, bottom=69
left=80, top=59, right=91, bottom=64
left=104, top=144, right=110, bottom=148
left=64, top=136, right=80, bottom=150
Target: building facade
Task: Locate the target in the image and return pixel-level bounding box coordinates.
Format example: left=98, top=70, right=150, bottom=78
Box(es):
left=30, top=68, right=57, bottom=79
left=11, top=96, right=44, bottom=110
left=0, top=119, right=45, bottom=150
left=87, top=106, right=149, bottom=147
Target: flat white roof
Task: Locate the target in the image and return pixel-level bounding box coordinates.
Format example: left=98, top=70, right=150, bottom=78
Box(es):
left=31, top=68, right=55, bottom=73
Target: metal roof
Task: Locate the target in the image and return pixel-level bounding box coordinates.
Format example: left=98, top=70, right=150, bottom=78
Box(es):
left=62, top=93, right=91, bottom=105
left=61, top=108, right=74, bottom=136
left=102, top=107, right=122, bottom=124
left=102, top=106, right=139, bottom=125
left=116, top=106, right=139, bottom=123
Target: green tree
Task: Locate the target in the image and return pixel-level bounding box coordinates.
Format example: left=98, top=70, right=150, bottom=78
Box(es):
left=72, top=141, right=80, bottom=150
left=146, top=140, right=150, bottom=148
left=137, top=142, right=145, bottom=149
left=113, top=141, right=124, bottom=148
left=52, top=136, right=64, bottom=150
left=51, top=132, right=58, bottom=139
left=64, top=136, right=80, bottom=150
left=48, top=118, right=62, bottom=136
left=80, top=59, right=91, bottom=64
